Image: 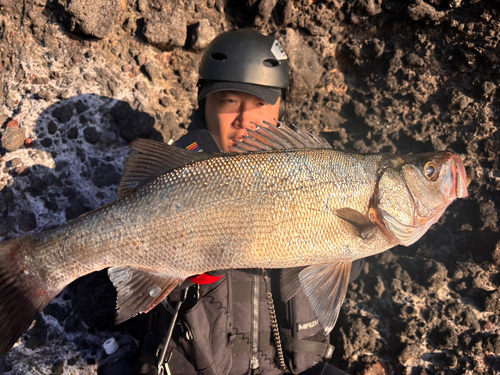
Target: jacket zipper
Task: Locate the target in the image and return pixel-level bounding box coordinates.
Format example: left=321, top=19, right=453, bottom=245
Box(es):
left=250, top=271, right=260, bottom=371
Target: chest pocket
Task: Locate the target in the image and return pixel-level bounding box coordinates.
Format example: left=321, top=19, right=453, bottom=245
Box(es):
left=177, top=276, right=234, bottom=375
left=279, top=282, right=334, bottom=374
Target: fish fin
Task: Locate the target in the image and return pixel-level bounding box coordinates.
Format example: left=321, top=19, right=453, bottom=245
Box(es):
left=108, top=267, right=183, bottom=324
left=335, top=207, right=377, bottom=240
left=229, top=122, right=332, bottom=153
left=280, top=266, right=307, bottom=302
left=118, top=139, right=211, bottom=198
left=299, top=262, right=352, bottom=335
left=0, top=237, right=59, bottom=355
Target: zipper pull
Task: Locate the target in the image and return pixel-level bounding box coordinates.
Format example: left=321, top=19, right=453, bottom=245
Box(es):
left=250, top=358, right=261, bottom=374
left=262, top=269, right=270, bottom=293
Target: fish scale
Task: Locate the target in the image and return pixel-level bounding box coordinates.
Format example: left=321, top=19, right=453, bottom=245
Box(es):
left=155, top=151, right=382, bottom=269
left=0, top=124, right=469, bottom=354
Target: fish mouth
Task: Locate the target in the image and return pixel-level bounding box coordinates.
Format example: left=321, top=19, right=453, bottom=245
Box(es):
left=442, top=153, right=469, bottom=200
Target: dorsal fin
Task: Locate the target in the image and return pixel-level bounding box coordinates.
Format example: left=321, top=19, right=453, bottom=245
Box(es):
left=228, top=121, right=332, bottom=153
left=117, top=139, right=211, bottom=198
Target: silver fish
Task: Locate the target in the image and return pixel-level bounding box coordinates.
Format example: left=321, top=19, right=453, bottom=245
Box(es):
left=0, top=124, right=469, bottom=354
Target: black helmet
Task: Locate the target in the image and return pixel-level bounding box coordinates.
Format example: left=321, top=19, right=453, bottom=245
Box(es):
left=198, top=29, right=289, bottom=106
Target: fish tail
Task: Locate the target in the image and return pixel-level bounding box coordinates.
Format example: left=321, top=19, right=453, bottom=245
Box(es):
left=0, top=237, right=55, bottom=355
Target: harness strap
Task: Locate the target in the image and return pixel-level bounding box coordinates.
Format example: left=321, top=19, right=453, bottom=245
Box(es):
left=280, top=335, right=335, bottom=360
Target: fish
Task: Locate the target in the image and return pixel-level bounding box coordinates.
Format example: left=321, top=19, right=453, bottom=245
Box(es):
left=0, top=123, right=469, bottom=355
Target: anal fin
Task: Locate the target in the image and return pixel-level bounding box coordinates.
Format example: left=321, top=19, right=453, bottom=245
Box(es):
left=299, top=262, right=352, bottom=335
left=108, top=267, right=183, bottom=324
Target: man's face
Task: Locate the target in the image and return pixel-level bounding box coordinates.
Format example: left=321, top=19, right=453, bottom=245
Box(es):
left=205, top=91, right=281, bottom=152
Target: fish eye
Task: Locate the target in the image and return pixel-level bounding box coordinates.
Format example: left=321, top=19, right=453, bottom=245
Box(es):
left=423, top=161, right=438, bottom=181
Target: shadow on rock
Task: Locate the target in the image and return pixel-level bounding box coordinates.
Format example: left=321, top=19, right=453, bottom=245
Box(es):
left=1, top=94, right=163, bottom=336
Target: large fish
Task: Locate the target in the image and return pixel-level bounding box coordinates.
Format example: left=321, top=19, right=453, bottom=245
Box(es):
left=0, top=124, right=469, bottom=355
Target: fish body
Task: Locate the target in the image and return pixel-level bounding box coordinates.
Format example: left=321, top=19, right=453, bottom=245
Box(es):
left=19, top=151, right=387, bottom=282
left=0, top=125, right=469, bottom=355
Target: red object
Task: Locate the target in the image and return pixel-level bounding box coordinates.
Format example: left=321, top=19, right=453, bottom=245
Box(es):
left=189, top=273, right=224, bottom=284
left=24, top=139, right=34, bottom=148
left=6, top=119, right=19, bottom=128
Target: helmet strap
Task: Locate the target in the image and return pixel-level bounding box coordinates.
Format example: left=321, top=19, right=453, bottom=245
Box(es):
left=278, top=88, right=287, bottom=120
left=278, top=98, right=286, bottom=120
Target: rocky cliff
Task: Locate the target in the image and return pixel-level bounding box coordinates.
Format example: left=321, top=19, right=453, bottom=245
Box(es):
left=0, top=0, right=499, bottom=374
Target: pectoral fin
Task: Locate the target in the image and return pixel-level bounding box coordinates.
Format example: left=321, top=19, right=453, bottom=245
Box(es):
left=335, top=208, right=377, bottom=240
left=108, top=267, right=183, bottom=324
left=299, top=262, right=352, bottom=335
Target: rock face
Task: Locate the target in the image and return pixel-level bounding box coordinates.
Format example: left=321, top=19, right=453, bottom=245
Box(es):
left=143, top=10, right=188, bottom=50
left=58, top=0, right=123, bottom=38
left=0, top=1, right=499, bottom=374
left=189, top=19, right=216, bottom=51
left=1, top=126, right=26, bottom=152
left=280, top=28, right=324, bottom=101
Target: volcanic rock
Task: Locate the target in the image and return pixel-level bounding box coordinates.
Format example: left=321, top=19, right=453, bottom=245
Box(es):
left=143, top=10, right=187, bottom=50
left=1, top=126, right=26, bottom=151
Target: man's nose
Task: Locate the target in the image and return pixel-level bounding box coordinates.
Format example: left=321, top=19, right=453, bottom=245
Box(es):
left=235, top=108, right=257, bottom=131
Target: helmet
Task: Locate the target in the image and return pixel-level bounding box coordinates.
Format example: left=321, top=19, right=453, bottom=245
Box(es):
left=198, top=29, right=289, bottom=106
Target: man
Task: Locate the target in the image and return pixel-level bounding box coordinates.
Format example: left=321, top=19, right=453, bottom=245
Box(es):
left=176, top=27, right=288, bottom=154
left=131, top=29, right=356, bottom=375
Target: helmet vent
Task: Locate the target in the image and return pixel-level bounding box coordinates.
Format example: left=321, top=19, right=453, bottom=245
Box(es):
left=210, top=52, right=227, bottom=61
left=263, top=58, right=279, bottom=67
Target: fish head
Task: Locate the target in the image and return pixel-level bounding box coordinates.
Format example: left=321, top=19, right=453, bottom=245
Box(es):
left=375, top=152, right=469, bottom=246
